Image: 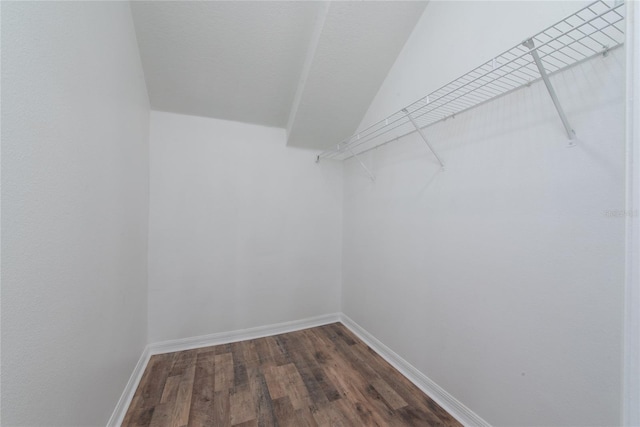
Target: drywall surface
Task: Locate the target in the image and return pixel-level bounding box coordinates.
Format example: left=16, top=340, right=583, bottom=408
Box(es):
left=147, top=111, right=342, bottom=342
left=359, top=1, right=593, bottom=126
left=285, top=1, right=427, bottom=149
left=623, top=2, right=640, bottom=424
left=343, top=2, right=625, bottom=426
left=1, top=2, right=150, bottom=425
left=131, top=1, right=320, bottom=128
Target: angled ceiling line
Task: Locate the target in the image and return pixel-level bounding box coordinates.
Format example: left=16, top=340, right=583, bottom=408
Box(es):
left=286, top=1, right=331, bottom=143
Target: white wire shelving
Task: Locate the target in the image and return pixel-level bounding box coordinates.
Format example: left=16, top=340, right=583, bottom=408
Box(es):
left=316, top=0, right=626, bottom=174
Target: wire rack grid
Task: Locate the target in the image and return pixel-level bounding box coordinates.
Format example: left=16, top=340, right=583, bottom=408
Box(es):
left=318, top=0, right=626, bottom=162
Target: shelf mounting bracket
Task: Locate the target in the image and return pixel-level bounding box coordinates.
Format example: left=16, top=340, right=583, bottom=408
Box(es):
left=403, top=109, right=445, bottom=169
left=347, top=146, right=375, bottom=181
left=523, top=38, right=577, bottom=146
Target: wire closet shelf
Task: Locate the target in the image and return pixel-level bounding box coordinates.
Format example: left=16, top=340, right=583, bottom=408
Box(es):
left=317, top=0, right=626, bottom=163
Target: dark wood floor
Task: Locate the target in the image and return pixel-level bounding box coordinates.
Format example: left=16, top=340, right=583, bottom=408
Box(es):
left=123, top=323, right=461, bottom=426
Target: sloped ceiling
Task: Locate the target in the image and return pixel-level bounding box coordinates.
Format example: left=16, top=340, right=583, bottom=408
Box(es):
left=130, top=1, right=427, bottom=150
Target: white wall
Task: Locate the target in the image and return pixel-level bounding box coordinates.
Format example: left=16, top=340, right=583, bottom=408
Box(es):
left=343, top=2, right=625, bottom=426
left=147, top=111, right=342, bottom=342
left=624, top=3, right=640, bottom=425
left=1, top=2, right=150, bottom=426
left=359, top=1, right=593, bottom=126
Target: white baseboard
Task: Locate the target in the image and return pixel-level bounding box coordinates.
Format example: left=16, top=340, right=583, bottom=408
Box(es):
left=107, top=312, right=488, bottom=427
left=339, top=314, right=491, bottom=427
left=107, top=313, right=341, bottom=426
left=148, top=312, right=342, bottom=355
left=107, top=345, right=151, bottom=427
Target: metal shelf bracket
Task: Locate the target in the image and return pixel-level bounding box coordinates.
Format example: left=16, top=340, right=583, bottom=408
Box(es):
left=403, top=109, right=445, bottom=169
left=523, top=38, right=577, bottom=146
left=316, top=145, right=375, bottom=181
left=347, top=146, right=376, bottom=181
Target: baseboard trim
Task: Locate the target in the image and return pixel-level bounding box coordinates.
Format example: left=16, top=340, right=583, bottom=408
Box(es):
left=107, top=313, right=341, bottom=426
left=148, top=313, right=342, bottom=356
left=339, top=314, right=491, bottom=427
left=107, top=345, right=151, bottom=427
left=108, top=312, right=488, bottom=427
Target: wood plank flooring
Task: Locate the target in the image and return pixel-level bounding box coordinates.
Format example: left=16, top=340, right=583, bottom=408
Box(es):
left=123, top=323, right=462, bottom=426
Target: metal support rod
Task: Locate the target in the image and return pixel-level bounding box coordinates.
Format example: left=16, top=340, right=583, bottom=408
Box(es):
left=523, top=38, right=577, bottom=144
left=347, top=147, right=375, bottom=181
left=402, top=109, right=445, bottom=168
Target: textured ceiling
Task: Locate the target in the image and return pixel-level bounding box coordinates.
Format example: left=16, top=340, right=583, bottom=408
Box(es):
left=131, top=1, right=427, bottom=150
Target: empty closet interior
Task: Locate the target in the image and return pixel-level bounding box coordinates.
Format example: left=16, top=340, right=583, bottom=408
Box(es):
left=2, top=1, right=638, bottom=426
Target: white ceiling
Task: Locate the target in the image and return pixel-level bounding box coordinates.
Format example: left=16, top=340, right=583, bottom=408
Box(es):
left=131, top=1, right=427, bottom=150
